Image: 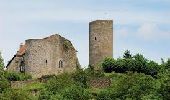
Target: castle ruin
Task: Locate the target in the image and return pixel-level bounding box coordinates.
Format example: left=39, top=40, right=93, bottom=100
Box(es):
left=7, top=34, right=80, bottom=78
left=7, top=20, right=113, bottom=78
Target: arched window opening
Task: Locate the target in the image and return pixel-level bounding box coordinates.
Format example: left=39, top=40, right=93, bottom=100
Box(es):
left=59, top=60, right=63, bottom=68
left=20, top=66, right=25, bottom=73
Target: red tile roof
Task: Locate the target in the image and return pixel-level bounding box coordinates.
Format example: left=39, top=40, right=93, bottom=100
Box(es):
left=16, top=44, right=26, bottom=56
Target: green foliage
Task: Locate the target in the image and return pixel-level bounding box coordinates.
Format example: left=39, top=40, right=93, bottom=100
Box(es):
left=0, top=70, right=10, bottom=93
left=5, top=71, right=32, bottom=81
left=72, top=69, right=88, bottom=88
left=123, top=50, right=132, bottom=59
left=96, top=90, right=114, bottom=100
left=102, top=57, right=115, bottom=73
left=115, top=73, right=156, bottom=99
left=159, top=79, right=170, bottom=100
left=38, top=90, right=61, bottom=100
left=102, top=52, right=160, bottom=77
left=0, top=89, right=33, bottom=100
left=1, top=50, right=170, bottom=99
left=0, top=51, right=4, bottom=69
left=85, top=66, right=105, bottom=78
left=165, top=58, right=170, bottom=69
left=133, top=54, right=148, bottom=72
left=45, top=73, right=75, bottom=94
left=62, top=85, right=92, bottom=100
left=96, top=72, right=162, bottom=100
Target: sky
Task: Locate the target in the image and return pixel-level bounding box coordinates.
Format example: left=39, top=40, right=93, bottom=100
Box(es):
left=0, top=0, right=170, bottom=67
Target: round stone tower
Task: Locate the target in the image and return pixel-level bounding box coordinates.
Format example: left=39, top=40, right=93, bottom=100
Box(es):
left=89, top=20, right=113, bottom=69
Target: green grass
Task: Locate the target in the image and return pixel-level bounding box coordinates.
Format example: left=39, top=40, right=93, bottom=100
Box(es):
left=21, top=81, right=45, bottom=91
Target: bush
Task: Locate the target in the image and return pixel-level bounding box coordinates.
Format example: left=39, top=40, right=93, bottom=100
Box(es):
left=5, top=71, right=32, bottom=81
left=96, top=90, right=114, bottom=100
left=0, top=70, right=10, bottom=93
left=45, top=73, right=75, bottom=94
left=158, top=77, right=170, bottom=99
left=0, top=78, right=10, bottom=93
left=72, top=69, right=88, bottom=88
left=102, top=52, right=159, bottom=77
left=85, top=66, right=104, bottom=78
left=102, top=57, right=115, bottom=73
left=112, top=73, right=159, bottom=99
left=38, top=90, right=60, bottom=100
left=0, top=89, right=33, bottom=100
left=0, top=52, right=4, bottom=69
left=62, top=85, right=92, bottom=100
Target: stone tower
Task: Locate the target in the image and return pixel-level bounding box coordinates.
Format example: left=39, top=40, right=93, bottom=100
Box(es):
left=89, top=20, right=113, bottom=69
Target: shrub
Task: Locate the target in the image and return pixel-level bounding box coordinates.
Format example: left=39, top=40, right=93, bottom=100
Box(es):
left=62, top=85, right=92, bottom=100
left=0, top=52, right=4, bottom=69
left=0, top=70, right=10, bottom=93
left=45, top=73, right=75, bottom=94
left=0, top=89, right=33, bottom=100
left=96, top=90, right=113, bottom=100
left=158, top=78, right=170, bottom=99
left=102, top=57, right=115, bottom=73
left=0, top=78, right=10, bottom=93
left=85, top=66, right=104, bottom=78
left=5, top=72, right=32, bottom=81
left=72, top=69, right=88, bottom=88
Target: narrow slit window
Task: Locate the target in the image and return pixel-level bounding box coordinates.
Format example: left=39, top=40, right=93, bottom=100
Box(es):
left=20, top=61, right=25, bottom=73
left=59, top=60, right=63, bottom=68
left=46, top=60, right=47, bottom=64
left=95, top=37, right=97, bottom=40
left=20, top=66, right=25, bottom=73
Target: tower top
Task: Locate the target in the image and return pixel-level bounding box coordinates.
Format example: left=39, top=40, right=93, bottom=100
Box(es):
left=89, top=20, right=113, bottom=25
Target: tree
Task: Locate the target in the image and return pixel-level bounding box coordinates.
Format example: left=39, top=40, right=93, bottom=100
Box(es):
left=159, top=79, right=170, bottom=100
left=123, top=50, right=132, bottom=59
left=133, top=54, right=148, bottom=73
left=0, top=51, right=4, bottom=69
left=146, top=61, right=159, bottom=77
left=165, top=58, right=170, bottom=69
left=102, top=57, right=115, bottom=73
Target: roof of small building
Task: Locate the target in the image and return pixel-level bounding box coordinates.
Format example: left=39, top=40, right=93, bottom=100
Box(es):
left=16, top=44, right=26, bottom=56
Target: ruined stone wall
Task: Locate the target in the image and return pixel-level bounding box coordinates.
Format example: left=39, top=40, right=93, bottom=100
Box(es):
left=24, top=34, right=79, bottom=78
left=89, top=20, right=113, bottom=69
left=7, top=34, right=79, bottom=78
left=88, top=78, right=111, bottom=88
left=24, top=39, right=55, bottom=78
left=7, top=56, right=23, bottom=72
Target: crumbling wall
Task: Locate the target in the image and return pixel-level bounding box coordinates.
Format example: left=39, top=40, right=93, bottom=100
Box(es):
left=7, top=34, right=80, bottom=78
left=7, top=56, right=23, bottom=72
left=24, top=39, right=55, bottom=78
left=88, top=78, right=111, bottom=88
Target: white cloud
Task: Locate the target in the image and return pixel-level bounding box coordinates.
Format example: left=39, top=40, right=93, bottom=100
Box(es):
left=136, top=23, right=170, bottom=40
left=115, top=27, right=129, bottom=37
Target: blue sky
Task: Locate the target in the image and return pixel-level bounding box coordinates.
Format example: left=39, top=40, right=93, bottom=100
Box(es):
left=0, top=0, right=170, bottom=67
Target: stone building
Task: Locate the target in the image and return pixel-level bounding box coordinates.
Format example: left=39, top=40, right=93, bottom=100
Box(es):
left=7, top=34, right=80, bottom=78
left=89, top=20, right=113, bottom=69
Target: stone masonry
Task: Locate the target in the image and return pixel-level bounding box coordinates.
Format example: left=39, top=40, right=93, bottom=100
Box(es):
left=7, top=20, right=113, bottom=78
left=7, top=34, right=80, bottom=78
left=89, top=20, right=113, bottom=69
